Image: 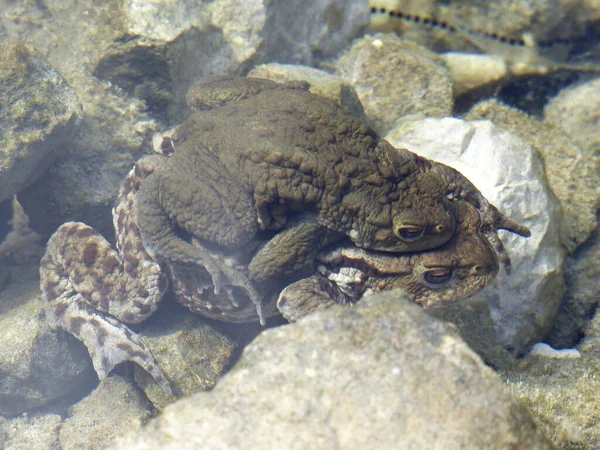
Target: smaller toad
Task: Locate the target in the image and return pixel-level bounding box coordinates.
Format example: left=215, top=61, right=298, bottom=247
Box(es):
left=277, top=201, right=500, bottom=321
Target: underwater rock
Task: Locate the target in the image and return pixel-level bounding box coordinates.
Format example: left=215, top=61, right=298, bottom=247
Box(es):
left=367, top=0, right=593, bottom=56
left=0, top=413, right=62, bottom=450
left=133, top=309, right=239, bottom=410
left=548, top=225, right=600, bottom=349
left=545, top=77, right=600, bottom=155
left=386, top=117, right=564, bottom=354
left=58, top=375, right=152, bottom=450
left=247, top=63, right=368, bottom=122
left=467, top=99, right=599, bottom=252
left=0, top=268, right=94, bottom=416
left=110, top=291, right=554, bottom=450
left=335, top=33, right=453, bottom=135
left=0, top=41, right=81, bottom=203
left=505, top=346, right=600, bottom=449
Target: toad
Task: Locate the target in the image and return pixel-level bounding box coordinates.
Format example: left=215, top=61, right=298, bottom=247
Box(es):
left=41, top=157, right=505, bottom=395
left=277, top=200, right=499, bottom=322
left=135, top=76, right=529, bottom=320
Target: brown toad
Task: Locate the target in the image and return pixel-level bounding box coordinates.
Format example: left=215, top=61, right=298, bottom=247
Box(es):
left=41, top=157, right=506, bottom=396
left=135, top=76, right=529, bottom=317
left=277, top=201, right=500, bottom=322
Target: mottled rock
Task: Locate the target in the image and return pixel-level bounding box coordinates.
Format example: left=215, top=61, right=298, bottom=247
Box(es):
left=247, top=63, right=367, bottom=121
left=134, top=309, right=238, bottom=410
left=580, top=294, right=600, bottom=356
left=59, top=375, right=153, bottom=450
left=442, top=52, right=509, bottom=97
left=505, top=351, right=600, bottom=449
left=466, top=99, right=599, bottom=252
left=0, top=41, right=81, bottom=203
left=260, top=0, right=370, bottom=64
left=0, top=267, right=94, bottom=416
left=427, top=298, right=516, bottom=371
left=110, top=291, right=554, bottom=450
left=0, top=413, right=62, bottom=450
left=335, top=33, right=453, bottom=135
left=0, top=196, right=43, bottom=291
left=387, top=118, right=565, bottom=353
left=545, top=77, right=600, bottom=153
left=548, top=225, right=600, bottom=348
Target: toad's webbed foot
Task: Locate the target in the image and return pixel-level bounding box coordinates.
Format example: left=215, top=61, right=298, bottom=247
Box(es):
left=44, top=290, right=173, bottom=396
left=277, top=276, right=345, bottom=322
left=141, top=232, right=266, bottom=324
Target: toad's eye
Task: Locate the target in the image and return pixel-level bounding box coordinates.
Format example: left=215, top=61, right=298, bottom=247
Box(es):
left=424, top=268, right=453, bottom=286
left=395, top=225, right=425, bottom=242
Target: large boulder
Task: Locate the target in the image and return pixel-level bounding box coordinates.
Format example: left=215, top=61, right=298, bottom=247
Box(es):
left=111, top=291, right=554, bottom=450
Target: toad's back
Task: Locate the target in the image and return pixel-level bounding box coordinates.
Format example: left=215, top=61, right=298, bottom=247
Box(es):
left=171, top=86, right=420, bottom=229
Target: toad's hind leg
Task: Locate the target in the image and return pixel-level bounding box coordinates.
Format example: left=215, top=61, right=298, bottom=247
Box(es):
left=40, top=222, right=172, bottom=395
left=136, top=167, right=266, bottom=324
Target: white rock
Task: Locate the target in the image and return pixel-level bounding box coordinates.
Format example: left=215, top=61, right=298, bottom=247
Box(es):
left=529, top=343, right=581, bottom=359
left=386, top=118, right=565, bottom=352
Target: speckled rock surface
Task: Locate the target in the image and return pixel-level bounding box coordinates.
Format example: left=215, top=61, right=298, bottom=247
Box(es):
left=59, top=375, right=153, bottom=450
left=548, top=226, right=600, bottom=349
left=505, top=350, right=600, bottom=450
left=335, top=33, right=453, bottom=135
left=0, top=413, right=62, bottom=450
left=0, top=41, right=81, bottom=203
left=134, top=308, right=238, bottom=410
left=387, top=117, right=565, bottom=353
left=0, top=266, right=94, bottom=416
left=427, top=298, right=517, bottom=372
left=466, top=99, right=599, bottom=252
left=544, top=77, right=600, bottom=154
left=110, top=291, right=554, bottom=450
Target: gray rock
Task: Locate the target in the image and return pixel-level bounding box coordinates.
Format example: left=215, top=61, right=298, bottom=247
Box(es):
left=548, top=225, right=600, bottom=349
left=110, top=291, right=555, bottom=450
left=387, top=118, right=565, bottom=353
left=247, top=63, right=367, bottom=122
left=0, top=413, right=62, bottom=450
left=134, top=309, right=239, bottom=410
left=59, top=375, right=153, bottom=450
left=260, top=0, right=370, bottom=65
left=466, top=99, right=599, bottom=252
left=505, top=349, right=600, bottom=449
left=0, top=41, right=81, bottom=203
left=427, top=298, right=516, bottom=372
left=545, top=77, right=600, bottom=155
left=580, top=281, right=600, bottom=356
left=336, top=33, right=454, bottom=135
left=0, top=266, right=94, bottom=416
